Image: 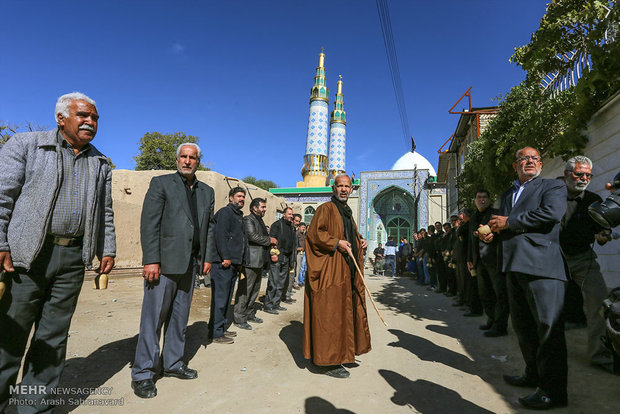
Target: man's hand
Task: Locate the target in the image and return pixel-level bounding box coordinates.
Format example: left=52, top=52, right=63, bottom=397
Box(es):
left=222, top=259, right=232, bottom=268
left=203, top=262, right=212, bottom=275
left=360, top=239, right=368, bottom=249
left=0, top=252, right=14, bottom=273
left=337, top=240, right=352, bottom=253
left=467, top=261, right=473, bottom=271
left=143, top=263, right=161, bottom=283
left=595, top=229, right=612, bottom=245
left=97, top=256, right=115, bottom=274
left=271, top=255, right=278, bottom=263
left=270, top=237, right=278, bottom=245
left=479, top=232, right=494, bottom=243
left=605, top=182, right=614, bottom=193
left=488, top=215, right=509, bottom=232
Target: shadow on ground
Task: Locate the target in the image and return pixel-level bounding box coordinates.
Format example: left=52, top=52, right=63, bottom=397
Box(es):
left=305, top=396, right=356, bottom=413
left=279, top=320, right=326, bottom=375
left=380, top=369, right=494, bottom=414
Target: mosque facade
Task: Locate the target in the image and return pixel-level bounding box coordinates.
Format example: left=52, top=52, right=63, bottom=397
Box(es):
left=270, top=52, right=446, bottom=253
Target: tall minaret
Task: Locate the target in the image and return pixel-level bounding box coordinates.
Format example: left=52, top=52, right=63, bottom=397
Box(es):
left=299, top=51, right=330, bottom=188
left=328, top=75, right=347, bottom=181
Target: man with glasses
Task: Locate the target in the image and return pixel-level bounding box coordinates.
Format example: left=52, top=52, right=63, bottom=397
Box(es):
left=488, top=147, right=568, bottom=410
left=561, top=156, right=613, bottom=372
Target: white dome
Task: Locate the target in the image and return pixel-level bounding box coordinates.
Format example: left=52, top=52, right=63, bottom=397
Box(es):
left=391, top=151, right=436, bottom=176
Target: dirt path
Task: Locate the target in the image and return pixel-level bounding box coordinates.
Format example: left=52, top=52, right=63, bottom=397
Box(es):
left=7, top=271, right=620, bottom=413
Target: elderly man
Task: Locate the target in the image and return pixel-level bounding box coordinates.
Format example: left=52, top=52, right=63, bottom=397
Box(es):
left=561, top=155, right=613, bottom=371
left=264, top=207, right=296, bottom=314
left=303, top=174, right=371, bottom=378
left=207, top=187, right=248, bottom=343
left=488, top=147, right=568, bottom=410
left=0, top=92, right=116, bottom=411
left=233, top=197, right=276, bottom=330
left=131, top=143, right=215, bottom=398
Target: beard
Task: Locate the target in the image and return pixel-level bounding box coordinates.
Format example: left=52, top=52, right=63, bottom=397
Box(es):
left=566, top=179, right=589, bottom=193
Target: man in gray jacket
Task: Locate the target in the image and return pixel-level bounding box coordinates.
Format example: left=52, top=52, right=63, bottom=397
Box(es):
left=0, top=92, right=116, bottom=412
left=233, top=198, right=277, bottom=330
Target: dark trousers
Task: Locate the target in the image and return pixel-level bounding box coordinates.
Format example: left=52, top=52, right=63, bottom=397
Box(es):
left=0, top=240, right=84, bottom=413
left=477, top=262, right=509, bottom=331
left=507, top=272, right=567, bottom=401
left=437, top=259, right=448, bottom=291
left=233, top=266, right=263, bottom=323
left=384, top=255, right=396, bottom=276
left=208, top=263, right=238, bottom=338
left=455, top=260, right=467, bottom=300
left=265, top=261, right=288, bottom=309
left=467, top=275, right=482, bottom=313
left=446, top=265, right=457, bottom=295
left=132, top=258, right=197, bottom=381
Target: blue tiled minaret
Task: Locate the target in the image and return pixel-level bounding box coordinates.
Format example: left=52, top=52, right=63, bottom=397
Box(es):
left=328, top=75, right=346, bottom=180
left=300, top=51, right=330, bottom=187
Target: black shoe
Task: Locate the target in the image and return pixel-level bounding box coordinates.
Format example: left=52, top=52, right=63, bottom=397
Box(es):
left=282, top=299, right=296, bottom=304
left=484, top=329, right=507, bottom=337
left=452, top=301, right=465, bottom=307
left=248, top=316, right=263, bottom=323
left=263, top=308, right=279, bottom=315
left=212, top=335, right=234, bottom=344
left=131, top=379, right=157, bottom=398
left=518, top=388, right=567, bottom=410
left=444, top=292, right=454, bottom=297
left=463, top=312, right=483, bottom=317
left=479, top=322, right=493, bottom=330
left=163, top=364, right=198, bottom=380
left=322, top=365, right=350, bottom=379
left=234, top=322, right=252, bottom=330
left=224, top=330, right=237, bottom=337
left=503, top=374, right=538, bottom=388
left=275, top=305, right=287, bottom=311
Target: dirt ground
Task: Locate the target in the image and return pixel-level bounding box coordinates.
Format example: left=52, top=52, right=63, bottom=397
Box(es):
left=6, top=269, right=620, bottom=414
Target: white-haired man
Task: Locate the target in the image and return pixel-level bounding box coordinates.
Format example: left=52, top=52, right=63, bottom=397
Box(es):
left=0, top=92, right=116, bottom=411
left=561, top=155, right=613, bottom=371
left=131, top=142, right=215, bottom=398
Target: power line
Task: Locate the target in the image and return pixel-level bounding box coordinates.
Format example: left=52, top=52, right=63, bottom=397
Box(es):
left=376, top=0, right=411, bottom=149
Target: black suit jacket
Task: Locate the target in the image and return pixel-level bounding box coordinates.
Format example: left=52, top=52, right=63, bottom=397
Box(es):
left=140, top=173, right=215, bottom=275
left=498, top=176, right=567, bottom=280
left=206, top=203, right=248, bottom=265
left=244, top=213, right=270, bottom=268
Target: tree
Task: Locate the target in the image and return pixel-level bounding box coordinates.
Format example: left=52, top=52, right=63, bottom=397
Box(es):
left=134, top=132, right=210, bottom=171
left=242, top=176, right=278, bottom=190
left=1, top=121, right=49, bottom=146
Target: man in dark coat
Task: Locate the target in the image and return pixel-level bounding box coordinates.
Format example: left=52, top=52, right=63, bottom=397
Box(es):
left=303, top=174, right=371, bottom=378
left=233, top=198, right=277, bottom=330
left=132, top=143, right=214, bottom=398
left=264, top=207, right=296, bottom=314
left=489, top=146, right=568, bottom=410
left=206, top=187, right=248, bottom=344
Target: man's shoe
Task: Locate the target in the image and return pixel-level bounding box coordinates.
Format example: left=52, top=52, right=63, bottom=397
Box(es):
left=452, top=301, right=465, bottom=307
left=234, top=322, right=252, bottom=330
left=518, top=388, right=567, bottom=410
left=323, top=365, right=350, bottom=379
left=463, top=312, right=483, bottom=317
left=283, top=298, right=296, bottom=304
left=484, top=329, right=507, bottom=337
left=163, top=364, right=198, bottom=380
left=212, top=335, right=234, bottom=344
left=248, top=316, right=264, bottom=323
left=503, top=374, right=538, bottom=388
left=275, top=305, right=287, bottom=311
left=263, top=308, right=279, bottom=315
left=479, top=322, right=493, bottom=331
left=224, top=330, right=237, bottom=337
left=293, top=284, right=301, bottom=290
left=131, top=379, right=157, bottom=398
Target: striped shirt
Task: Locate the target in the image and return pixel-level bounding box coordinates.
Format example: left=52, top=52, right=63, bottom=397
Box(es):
left=48, top=131, right=91, bottom=237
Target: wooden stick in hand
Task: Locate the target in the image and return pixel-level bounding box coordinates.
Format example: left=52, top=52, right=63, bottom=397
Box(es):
left=345, top=247, right=388, bottom=327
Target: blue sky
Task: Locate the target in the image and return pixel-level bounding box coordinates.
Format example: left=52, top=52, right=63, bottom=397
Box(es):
left=0, top=1, right=547, bottom=186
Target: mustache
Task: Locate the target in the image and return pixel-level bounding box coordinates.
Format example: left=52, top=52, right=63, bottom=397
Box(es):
left=79, top=125, right=95, bottom=132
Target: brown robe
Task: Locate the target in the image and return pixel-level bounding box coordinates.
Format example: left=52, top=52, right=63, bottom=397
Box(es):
left=302, top=201, right=371, bottom=365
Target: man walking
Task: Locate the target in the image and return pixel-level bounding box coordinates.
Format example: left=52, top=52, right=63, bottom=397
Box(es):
left=489, top=147, right=568, bottom=410
left=0, top=92, right=116, bottom=411
left=303, top=174, right=371, bottom=378
left=207, top=187, right=248, bottom=343
left=233, top=198, right=276, bottom=330
left=131, top=143, right=215, bottom=398
left=384, top=237, right=397, bottom=276
left=264, top=207, right=296, bottom=314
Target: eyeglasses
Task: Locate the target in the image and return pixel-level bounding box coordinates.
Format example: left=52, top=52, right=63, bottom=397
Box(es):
left=571, top=171, right=593, bottom=179
left=516, top=155, right=541, bottom=163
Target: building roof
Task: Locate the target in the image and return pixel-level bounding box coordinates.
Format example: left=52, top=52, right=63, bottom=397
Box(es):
left=391, top=151, right=437, bottom=176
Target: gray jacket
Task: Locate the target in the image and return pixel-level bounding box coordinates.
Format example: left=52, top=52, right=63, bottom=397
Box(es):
left=244, top=213, right=271, bottom=268
left=0, top=128, right=116, bottom=270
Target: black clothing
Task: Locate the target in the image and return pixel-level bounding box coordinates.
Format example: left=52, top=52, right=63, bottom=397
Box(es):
left=560, top=190, right=604, bottom=256
left=331, top=196, right=359, bottom=281
left=373, top=247, right=385, bottom=258
left=212, top=203, right=248, bottom=265
left=468, top=207, right=499, bottom=266
left=270, top=217, right=296, bottom=265
left=400, top=242, right=412, bottom=259
left=179, top=172, right=200, bottom=254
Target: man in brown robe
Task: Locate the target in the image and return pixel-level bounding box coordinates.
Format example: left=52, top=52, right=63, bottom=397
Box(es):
left=303, top=174, right=371, bottom=378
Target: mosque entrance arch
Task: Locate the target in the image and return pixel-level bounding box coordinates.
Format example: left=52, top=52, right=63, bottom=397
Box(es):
left=370, top=185, right=416, bottom=245
left=386, top=217, right=410, bottom=241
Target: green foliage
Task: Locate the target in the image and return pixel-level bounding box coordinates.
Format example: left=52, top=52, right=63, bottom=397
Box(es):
left=242, top=176, right=278, bottom=190
left=134, top=132, right=209, bottom=171
left=457, top=0, right=619, bottom=202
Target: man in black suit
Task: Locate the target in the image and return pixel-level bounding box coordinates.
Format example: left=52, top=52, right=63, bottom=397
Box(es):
left=131, top=143, right=215, bottom=399
left=264, top=207, right=296, bottom=314
left=488, top=146, right=568, bottom=410
left=233, top=197, right=277, bottom=330
left=207, top=186, right=248, bottom=344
